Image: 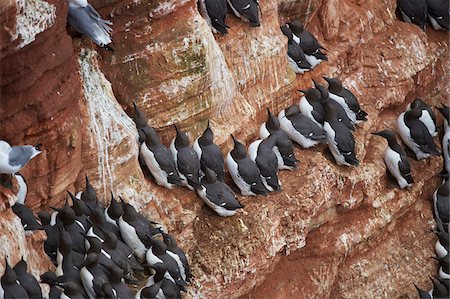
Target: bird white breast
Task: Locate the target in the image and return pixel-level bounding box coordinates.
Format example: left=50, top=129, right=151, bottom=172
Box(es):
left=227, top=0, right=247, bottom=22
left=167, top=250, right=186, bottom=280
left=384, top=147, right=409, bottom=189
left=418, top=110, right=437, bottom=137
left=56, top=249, right=63, bottom=276
left=80, top=267, right=96, bottom=299
left=69, top=0, right=88, bottom=7
left=0, top=283, right=3, bottom=299
left=145, top=247, right=163, bottom=266
left=278, top=110, right=320, bottom=149
left=259, top=123, right=270, bottom=139
left=226, top=152, right=253, bottom=196
left=248, top=140, right=262, bottom=162
left=299, top=97, right=321, bottom=127
left=119, top=217, right=147, bottom=261
left=87, top=226, right=103, bottom=242
left=60, top=293, right=71, bottom=299
left=428, top=14, right=445, bottom=31
left=292, top=34, right=300, bottom=44
left=50, top=211, right=58, bottom=226
left=435, top=239, right=448, bottom=258
left=323, top=121, right=348, bottom=166
left=287, top=55, right=307, bottom=74
left=104, top=208, right=118, bottom=227
left=272, top=146, right=284, bottom=170
left=14, top=174, right=27, bottom=205
left=140, top=143, right=173, bottom=189
left=439, top=267, right=450, bottom=279
left=305, top=54, right=322, bottom=69
left=193, top=138, right=202, bottom=160
left=75, top=191, right=82, bottom=199
left=328, top=93, right=356, bottom=123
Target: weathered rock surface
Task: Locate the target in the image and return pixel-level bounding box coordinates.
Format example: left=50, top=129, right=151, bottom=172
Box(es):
left=0, top=0, right=448, bottom=298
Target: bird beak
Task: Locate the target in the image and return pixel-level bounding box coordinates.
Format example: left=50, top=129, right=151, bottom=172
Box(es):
left=297, top=89, right=307, bottom=94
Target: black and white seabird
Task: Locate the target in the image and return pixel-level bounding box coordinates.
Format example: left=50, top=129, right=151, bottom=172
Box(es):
left=437, top=103, right=450, bottom=176
left=227, top=0, right=260, bottom=27
left=260, top=108, right=298, bottom=170
left=137, top=263, right=182, bottom=299
left=133, top=101, right=153, bottom=144
left=68, top=191, right=90, bottom=231
left=141, top=126, right=182, bottom=189
left=136, top=280, right=163, bottom=299
left=298, top=88, right=325, bottom=127
left=162, top=232, right=192, bottom=282
left=248, top=134, right=281, bottom=192
left=12, top=203, right=42, bottom=231
left=146, top=239, right=187, bottom=291
left=118, top=198, right=159, bottom=261
left=101, top=230, right=144, bottom=275
left=226, top=135, right=268, bottom=196
left=314, top=80, right=355, bottom=131
left=108, top=265, right=134, bottom=299
left=323, top=76, right=368, bottom=124
left=280, top=25, right=312, bottom=74
left=426, top=0, right=449, bottom=31
left=414, top=284, right=432, bottom=299
left=278, top=104, right=326, bottom=148
left=170, top=125, right=202, bottom=190
left=397, top=0, right=428, bottom=30
left=406, top=98, right=437, bottom=137
left=55, top=231, right=83, bottom=283
left=12, top=258, right=42, bottom=299
left=40, top=271, right=62, bottom=299
left=1, top=258, right=29, bottom=299
left=434, top=255, right=450, bottom=279
left=434, top=231, right=449, bottom=258
left=430, top=276, right=449, bottom=298
left=323, top=102, right=359, bottom=166
left=79, top=176, right=101, bottom=211
left=56, top=206, right=86, bottom=255
left=397, top=105, right=440, bottom=160
left=38, top=211, right=59, bottom=264
left=193, top=121, right=225, bottom=181
left=372, top=130, right=414, bottom=189
left=80, top=253, right=109, bottom=299
left=87, top=205, right=121, bottom=243
left=433, top=179, right=449, bottom=231
left=104, top=192, right=123, bottom=227
left=198, top=0, right=229, bottom=34
left=68, top=0, right=114, bottom=51
left=197, top=165, right=244, bottom=216
left=0, top=141, right=41, bottom=174
left=85, top=236, right=116, bottom=274
left=287, top=20, right=327, bottom=68
left=57, top=282, right=84, bottom=299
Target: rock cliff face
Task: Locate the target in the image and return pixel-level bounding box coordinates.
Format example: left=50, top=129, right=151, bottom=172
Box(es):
left=0, top=0, right=448, bottom=298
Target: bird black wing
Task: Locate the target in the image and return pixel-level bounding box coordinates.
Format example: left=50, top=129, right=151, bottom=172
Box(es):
left=200, top=144, right=225, bottom=180
left=151, top=144, right=179, bottom=175
left=398, top=155, right=413, bottom=184
left=289, top=114, right=326, bottom=140
left=406, top=119, right=440, bottom=155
